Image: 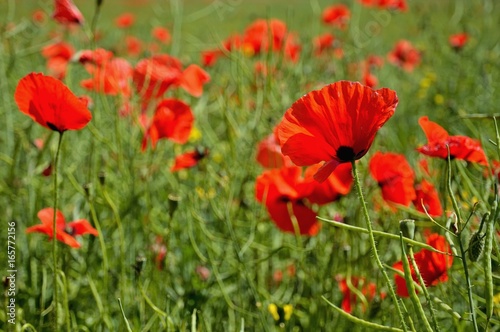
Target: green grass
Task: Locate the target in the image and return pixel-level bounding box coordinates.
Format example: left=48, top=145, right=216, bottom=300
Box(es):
left=1, top=0, right=500, bottom=331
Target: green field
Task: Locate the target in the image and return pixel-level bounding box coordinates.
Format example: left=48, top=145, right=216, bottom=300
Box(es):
left=1, top=0, right=500, bottom=331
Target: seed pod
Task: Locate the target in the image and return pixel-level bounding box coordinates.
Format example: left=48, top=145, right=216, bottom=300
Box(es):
left=468, top=231, right=484, bottom=262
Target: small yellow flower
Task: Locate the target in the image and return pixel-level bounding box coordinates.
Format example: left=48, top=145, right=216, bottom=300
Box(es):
left=434, top=94, right=444, bottom=105
left=268, top=303, right=293, bottom=324
left=189, top=126, right=202, bottom=142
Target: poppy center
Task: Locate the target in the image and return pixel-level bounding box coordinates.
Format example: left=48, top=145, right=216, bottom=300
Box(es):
left=336, top=146, right=356, bottom=162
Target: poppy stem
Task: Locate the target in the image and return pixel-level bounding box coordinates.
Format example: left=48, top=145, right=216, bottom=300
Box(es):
left=350, top=161, right=408, bottom=331
left=52, top=131, right=64, bottom=331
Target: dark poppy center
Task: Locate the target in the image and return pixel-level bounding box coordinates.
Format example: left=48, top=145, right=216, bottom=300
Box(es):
left=336, top=146, right=356, bottom=162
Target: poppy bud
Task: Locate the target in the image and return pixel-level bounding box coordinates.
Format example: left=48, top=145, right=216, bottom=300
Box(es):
left=98, top=171, right=106, bottom=186
left=83, top=183, right=92, bottom=197
left=468, top=231, right=485, bottom=262
left=168, top=194, right=180, bottom=217
left=399, top=219, right=415, bottom=240
left=133, top=255, right=146, bottom=277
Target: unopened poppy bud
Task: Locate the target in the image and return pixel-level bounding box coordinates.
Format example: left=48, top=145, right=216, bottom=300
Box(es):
left=168, top=194, right=180, bottom=217
left=468, top=231, right=485, bottom=262
left=399, top=219, right=415, bottom=240
left=133, top=255, right=146, bottom=277
left=83, top=183, right=92, bottom=197
left=98, top=171, right=106, bottom=186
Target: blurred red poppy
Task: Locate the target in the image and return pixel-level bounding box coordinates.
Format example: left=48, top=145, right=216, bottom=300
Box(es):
left=322, top=4, right=350, bottom=29
left=171, top=147, right=209, bottom=172
left=255, top=166, right=319, bottom=236
left=417, top=116, right=488, bottom=165
left=32, top=9, right=47, bottom=24
left=305, top=162, right=353, bottom=205
left=369, top=152, right=416, bottom=207
left=413, top=179, right=443, bottom=217
left=133, top=55, right=210, bottom=104
left=256, top=130, right=293, bottom=169
left=201, top=34, right=241, bottom=67
left=277, top=81, right=398, bottom=182
left=81, top=56, right=132, bottom=97
left=125, top=36, right=143, bottom=56
left=242, top=19, right=287, bottom=55
left=338, top=276, right=382, bottom=313
left=52, top=0, right=84, bottom=25
left=359, top=0, right=408, bottom=11
left=115, top=13, right=135, bottom=28
left=26, top=208, right=98, bottom=248
left=14, top=73, right=92, bottom=133
left=449, top=33, right=469, bottom=51
left=388, top=40, right=420, bottom=72
left=41, top=41, right=75, bottom=79
left=393, top=233, right=453, bottom=297
left=141, top=99, right=194, bottom=150
left=152, top=27, right=171, bottom=44
left=313, top=33, right=335, bottom=56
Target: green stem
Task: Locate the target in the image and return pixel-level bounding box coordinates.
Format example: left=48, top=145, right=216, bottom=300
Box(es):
left=399, top=233, right=433, bottom=332
left=446, top=154, right=479, bottom=332
left=407, top=246, right=441, bottom=332
left=51, top=132, right=64, bottom=331
left=351, top=161, right=407, bottom=331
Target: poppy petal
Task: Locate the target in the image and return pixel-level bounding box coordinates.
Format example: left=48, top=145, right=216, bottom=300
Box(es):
left=67, top=219, right=99, bottom=236
left=15, top=73, right=92, bottom=132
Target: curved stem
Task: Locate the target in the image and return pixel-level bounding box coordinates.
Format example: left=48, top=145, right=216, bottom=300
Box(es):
left=351, top=161, right=407, bottom=331
left=51, top=132, right=64, bottom=331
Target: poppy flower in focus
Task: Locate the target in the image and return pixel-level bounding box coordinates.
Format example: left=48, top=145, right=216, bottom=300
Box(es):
left=14, top=73, right=92, bottom=133
left=256, top=130, right=293, bottom=169
left=152, top=27, right=171, bottom=44
left=413, top=179, right=442, bottom=217
left=171, top=147, right=209, bottom=172
left=417, top=116, right=488, bottom=165
left=277, top=81, right=398, bottom=183
left=52, top=0, right=84, bottom=25
left=322, top=4, right=350, bottom=29
left=305, top=162, right=353, bottom=205
left=115, top=13, right=135, bottom=28
left=449, top=33, right=469, bottom=51
left=337, top=276, right=382, bottom=314
left=369, top=152, right=416, bottom=207
left=393, top=233, right=453, bottom=297
left=141, top=99, right=194, bottom=151
left=388, top=40, right=420, bottom=72
left=26, top=208, right=98, bottom=248
left=255, top=166, right=319, bottom=236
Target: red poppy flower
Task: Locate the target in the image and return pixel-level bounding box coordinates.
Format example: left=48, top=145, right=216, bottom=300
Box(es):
left=322, top=4, right=350, bottom=29
left=256, top=130, right=293, bottom=169
left=413, top=179, right=442, bottom=217
left=242, top=19, right=287, bottom=55
left=255, top=166, right=319, bottom=236
left=141, top=99, right=194, bottom=150
left=305, top=162, right=353, bottom=205
left=115, top=13, right=135, bottom=28
left=313, top=33, right=335, bottom=56
left=417, top=116, right=488, bottom=165
left=337, top=276, right=382, bottom=313
left=360, top=0, right=408, bottom=11
left=52, top=0, right=84, bottom=25
left=81, top=57, right=132, bottom=97
left=387, top=40, right=420, bottom=72
left=125, top=36, right=142, bottom=56
left=201, top=34, right=242, bottom=67
left=26, top=208, right=98, bottom=248
left=152, top=27, right=171, bottom=44
left=41, top=41, right=75, bottom=79
left=151, top=236, right=167, bottom=270
left=133, top=55, right=210, bottom=104
left=32, top=9, right=47, bottom=24
left=369, top=152, right=416, bottom=207
left=393, top=233, right=453, bottom=297
left=76, top=48, right=114, bottom=66
left=277, top=81, right=398, bottom=183
left=14, top=73, right=92, bottom=133
left=171, top=147, right=209, bottom=172
left=449, top=33, right=469, bottom=51
left=362, top=71, right=378, bottom=88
